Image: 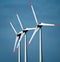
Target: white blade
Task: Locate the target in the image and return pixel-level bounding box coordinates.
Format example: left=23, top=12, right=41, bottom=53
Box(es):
left=24, top=27, right=36, bottom=31
left=17, top=33, right=25, bottom=48
left=13, top=36, right=19, bottom=52
left=10, top=22, right=17, bottom=34
left=39, top=23, right=57, bottom=26
left=30, top=2, right=38, bottom=25
left=27, top=28, right=39, bottom=47
left=16, top=13, right=23, bottom=30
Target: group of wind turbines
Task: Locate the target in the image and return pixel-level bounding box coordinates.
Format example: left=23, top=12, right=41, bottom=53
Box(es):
left=10, top=2, right=57, bottom=62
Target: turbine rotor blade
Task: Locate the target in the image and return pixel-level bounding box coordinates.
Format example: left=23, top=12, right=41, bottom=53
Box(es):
left=10, top=22, right=17, bottom=34
left=13, top=36, right=19, bottom=52
left=17, top=33, right=25, bottom=48
left=25, top=27, right=36, bottom=31
left=16, top=13, right=23, bottom=30
left=30, top=2, right=38, bottom=25
left=39, top=23, right=57, bottom=26
left=27, top=28, right=39, bottom=47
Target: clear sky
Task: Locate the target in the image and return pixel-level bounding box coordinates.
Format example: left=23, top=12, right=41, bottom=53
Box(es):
left=0, top=0, right=60, bottom=62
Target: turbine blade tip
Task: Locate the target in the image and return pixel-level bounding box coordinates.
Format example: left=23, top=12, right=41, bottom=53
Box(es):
left=16, top=48, right=18, bottom=51
left=54, top=24, right=58, bottom=26
left=13, top=48, right=18, bottom=53
left=8, top=20, right=10, bottom=22
left=27, top=43, right=30, bottom=48
left=13, top=50, right=15, bottom=54
left=16, top=12, right=18, bottom=15
left=30, top=2, right=32, bottom=6
left=9, top=21, right=11, bottom=24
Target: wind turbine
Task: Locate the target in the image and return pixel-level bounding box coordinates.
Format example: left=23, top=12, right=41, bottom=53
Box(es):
left=10, top=22, right=22, bottom=62
left=10, top=17, right=36, bottom=62
left=15, top=12, right=36, bottom=62
left=27, top=2, right=57, bottom=62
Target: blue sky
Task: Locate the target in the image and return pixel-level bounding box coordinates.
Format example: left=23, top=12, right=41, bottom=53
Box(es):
left=0, top=0, right=60, bottom=62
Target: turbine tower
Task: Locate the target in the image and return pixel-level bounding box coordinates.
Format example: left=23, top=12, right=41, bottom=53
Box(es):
left=27, top=2, right=57, bottom=62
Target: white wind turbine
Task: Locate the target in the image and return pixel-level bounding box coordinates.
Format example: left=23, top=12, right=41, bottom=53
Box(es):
left=27, top=2, right=57, bottom=62
left=10, top=12, right=36, bottom=62
left=10, top=21, right=22, bottom=62
left=16, top=13, right=36, bottom=62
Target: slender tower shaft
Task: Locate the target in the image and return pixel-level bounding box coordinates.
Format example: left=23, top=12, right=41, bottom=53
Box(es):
left=24, top=34, right=27, bottom=62
left=18, top=43, right=20, bottom=62
left=39, top=28, right=43, bottom=62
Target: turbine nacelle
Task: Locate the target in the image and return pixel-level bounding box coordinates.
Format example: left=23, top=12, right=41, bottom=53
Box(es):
left=37, top=23, right=42, bottom=28
left=22, top=29, right=28, bottom=33
left=17, top=33, right=21, bottom=37
left=22, top=28, right=36, bottom=33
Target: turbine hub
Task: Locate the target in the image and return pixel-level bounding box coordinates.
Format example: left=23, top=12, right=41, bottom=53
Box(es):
left=23, top=29, right=28, bottom=33
left=37, top=24, right=42, bottom=28
left=17, top=33, right=21, bottom=37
